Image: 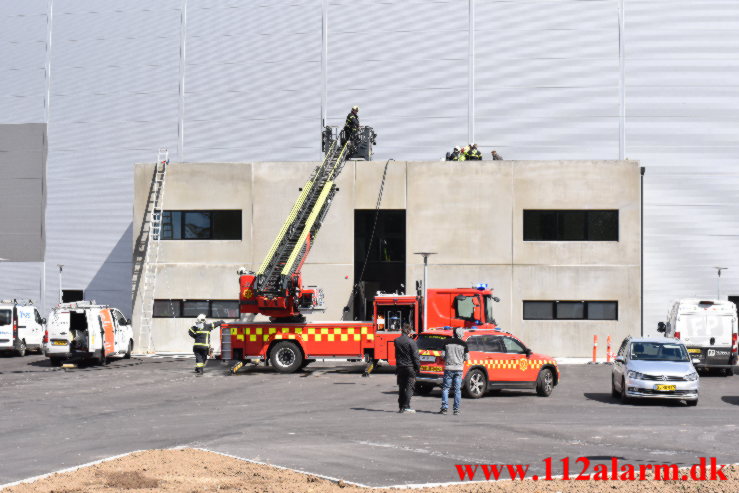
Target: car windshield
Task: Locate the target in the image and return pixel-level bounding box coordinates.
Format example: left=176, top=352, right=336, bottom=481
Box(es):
left=0, top=309, right=11, bottom=326
left=416, top=334, right=449, bottom=350
left=630, top=342, right=689, bottom=362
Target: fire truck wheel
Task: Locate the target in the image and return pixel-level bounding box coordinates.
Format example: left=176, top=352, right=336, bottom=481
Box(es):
left=414, top=383, right=434, bottom=395
left=463, top=369, right=487, bottom=399
left=535, top=368, right=554, bottom=397
left=270, top=341, right=303, bottom=373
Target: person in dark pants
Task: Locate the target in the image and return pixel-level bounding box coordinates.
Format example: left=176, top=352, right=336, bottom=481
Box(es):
left=342, top=106, right=360, bottom=146
left=393, top=323, right=420, bottom=413
left=188, top=314, right=224, bottom=374
left=440, top=327, right=469, bottom=415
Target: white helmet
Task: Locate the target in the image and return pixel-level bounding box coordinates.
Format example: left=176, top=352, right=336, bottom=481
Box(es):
left=352, top=105, right=359, bottom=112
left=196, top=314, right=206, bottom=322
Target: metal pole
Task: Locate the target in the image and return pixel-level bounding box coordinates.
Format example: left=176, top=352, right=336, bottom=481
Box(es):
left=57, top=264, right=63, bottom=304
left=414, top=252, right=437, bottom=332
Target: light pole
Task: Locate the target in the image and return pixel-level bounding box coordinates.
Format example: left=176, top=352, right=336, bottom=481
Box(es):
left=413, top=252, right=437, bottom=332
left=714, top=267, right=728, bottom=300
left=57, top=264, right=64, bottom=304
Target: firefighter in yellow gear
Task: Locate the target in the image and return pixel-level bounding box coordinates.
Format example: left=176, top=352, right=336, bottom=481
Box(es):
left=466, top=143, right=482, bottom=160
left=189, top=314, right=224, bottom=374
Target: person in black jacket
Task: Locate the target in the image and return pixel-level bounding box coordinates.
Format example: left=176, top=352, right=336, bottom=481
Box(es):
left=342, top=106, right=360, bottom=146
left=393, top=323, right=420, bottom=413
left=188, top=314, right=224, bottom=374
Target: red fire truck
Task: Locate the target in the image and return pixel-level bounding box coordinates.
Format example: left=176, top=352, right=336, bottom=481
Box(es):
left=220, top=130, right=502, bottom=373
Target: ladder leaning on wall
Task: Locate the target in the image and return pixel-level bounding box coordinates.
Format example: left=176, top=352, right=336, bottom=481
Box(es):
left=137, top=147, right=169, bottom=353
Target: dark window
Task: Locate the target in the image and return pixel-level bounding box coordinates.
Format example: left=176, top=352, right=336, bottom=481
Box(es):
left=153, top=300, right=181, bottom=318
left=523, top=301, right=554, bottom=320
left=416, top=334, right=449, bottom=351
left=0, top=309, right=11, bottom=326
left=62, top=290, right=84, bottom=303
left=184, top=212, right=211, bottom=239
left=502, top=336, right=526, bottom=354
left=483, top=335, right=505, bottom=353
left=523, top=301, right=618, bottom=320
left=211, top=300, right=239, bottom=318
left=588, top=301, right=618, bottom=320
left=467, top=336, right=484, bottom=352
left=161, top=210, right=242, bottom=240
left=523, top=210, right=618, bottom=241
left=153, top=299, right=240, bottom=319
left=556, top=301, right=585, bottom=320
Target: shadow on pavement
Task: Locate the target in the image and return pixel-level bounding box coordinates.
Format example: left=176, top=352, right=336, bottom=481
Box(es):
left=720, top=396, right=739, bottom=406
left=584, top=392, right=688, bottom=407
left=351, top=407, right=438, bottom=415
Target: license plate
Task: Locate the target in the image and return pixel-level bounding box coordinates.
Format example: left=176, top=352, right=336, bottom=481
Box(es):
left=52, top=340, right=68, bottom=346
left=655, top=384, right=676, bottom=391
left=420, top=355, right=436, bottom=362
left=687, top=348, right=701, bottom=354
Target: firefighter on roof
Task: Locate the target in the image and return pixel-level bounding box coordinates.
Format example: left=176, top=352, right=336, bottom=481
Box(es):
left=189, top=314, right=224, bottom=374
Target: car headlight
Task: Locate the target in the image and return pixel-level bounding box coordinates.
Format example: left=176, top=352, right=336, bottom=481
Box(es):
left=684, top=372, right=699, bottom=381
left=627, top=370, right=646, bottom=380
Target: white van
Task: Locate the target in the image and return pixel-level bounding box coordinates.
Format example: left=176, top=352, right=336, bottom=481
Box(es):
left=0, top=300, right=45, bottom=356
left=658, top=299, right=738, bottom=373
left=44, top=301, right=134, bottom=366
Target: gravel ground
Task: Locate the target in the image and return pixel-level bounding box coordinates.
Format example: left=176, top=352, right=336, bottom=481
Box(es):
left=3, top=448, right=738, bottom=493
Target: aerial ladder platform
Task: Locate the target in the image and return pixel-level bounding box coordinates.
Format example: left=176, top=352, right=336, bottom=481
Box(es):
left=239, top=127, right=374, bottom=321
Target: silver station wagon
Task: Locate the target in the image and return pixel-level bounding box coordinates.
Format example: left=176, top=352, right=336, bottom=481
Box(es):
left=611, top=337, right=699, bottom=406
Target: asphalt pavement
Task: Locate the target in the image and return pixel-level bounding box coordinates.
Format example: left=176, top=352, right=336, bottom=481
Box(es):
left=1, top=353, right=739, bottom=487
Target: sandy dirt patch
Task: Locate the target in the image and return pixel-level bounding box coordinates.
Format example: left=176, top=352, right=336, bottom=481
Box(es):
left=3, top=448, right=737, bottom=493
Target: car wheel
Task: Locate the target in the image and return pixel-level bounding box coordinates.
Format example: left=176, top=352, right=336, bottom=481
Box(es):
left=15, top=340, right=27, bottom=357
left=536, top=368, right=554, bottom=397
left=269, top=341, right=303, bottom=373
left=124, top=340, right=133, bottom=359
left=414, top=383, right=434, bottom=396
left=686, top=399, right=698, bottom=407
left=463, top=369, right=487, bottom=399
left=611, top=375, right=620, bottom=398
left=620, top=377, right=630, bottom=404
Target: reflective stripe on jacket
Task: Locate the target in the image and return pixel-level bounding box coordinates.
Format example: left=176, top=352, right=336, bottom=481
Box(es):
left=189, top=322, right=216, bottom=347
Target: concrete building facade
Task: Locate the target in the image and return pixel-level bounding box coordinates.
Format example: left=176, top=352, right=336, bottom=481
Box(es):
left=134, top=160, right=641, bottom=357
left=2, top=1, right=738, bottom=337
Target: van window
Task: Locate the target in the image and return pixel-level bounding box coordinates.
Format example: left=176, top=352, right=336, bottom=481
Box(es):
left=679, top=314, right=733, bottom=339
left=0, top=309, right=11, bottom=326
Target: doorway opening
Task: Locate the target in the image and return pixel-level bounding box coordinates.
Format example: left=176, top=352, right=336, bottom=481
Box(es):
left=353, top=209, right=405, bottom=320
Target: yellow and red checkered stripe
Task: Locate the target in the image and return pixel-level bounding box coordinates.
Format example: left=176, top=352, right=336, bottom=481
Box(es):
left=230, top=326, right=374, bottom=343
left=467, top=358, right=557, bottom=372
left=419, top=350, right=442, bottom=357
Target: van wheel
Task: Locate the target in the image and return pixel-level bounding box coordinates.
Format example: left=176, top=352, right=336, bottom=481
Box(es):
left=536, top=368, right=554, bottom=397
left=15, top=340, right=27, bottom=357
left=99, top=350, right=108, bottom=366
left=269, top=341, right=303, bottom=373
left=463, top=369, right=487, bottom=399
left=124, top=340, right=133, bottom=359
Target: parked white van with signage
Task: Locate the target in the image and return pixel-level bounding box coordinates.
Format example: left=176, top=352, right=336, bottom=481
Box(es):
left=0, top=300, right=45, bottom=356
left=44, top=301, right=134, bottom=366
left=658, top=299, right=738, bottom=373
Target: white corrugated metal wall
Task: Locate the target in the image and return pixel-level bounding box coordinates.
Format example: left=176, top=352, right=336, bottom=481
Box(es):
left=1, top=0, right=738, bottom=329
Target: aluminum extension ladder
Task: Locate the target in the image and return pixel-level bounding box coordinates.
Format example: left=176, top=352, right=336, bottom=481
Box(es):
left=137, top=147, right=169, bottom=353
